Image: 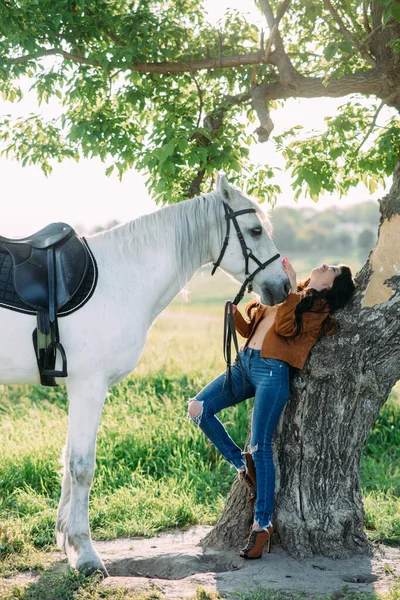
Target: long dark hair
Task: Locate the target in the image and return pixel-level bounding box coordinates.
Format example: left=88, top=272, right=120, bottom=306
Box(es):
left=293, top=265, right=355, bottom=337
left=245, top=265, right=355, bottom=338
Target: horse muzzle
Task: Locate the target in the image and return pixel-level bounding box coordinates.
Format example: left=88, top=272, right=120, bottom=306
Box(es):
left=260, top=280, right=291, bottom=306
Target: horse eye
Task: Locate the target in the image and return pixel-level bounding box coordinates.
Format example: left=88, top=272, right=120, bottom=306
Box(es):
left=250, top=227, right=262, bottom=237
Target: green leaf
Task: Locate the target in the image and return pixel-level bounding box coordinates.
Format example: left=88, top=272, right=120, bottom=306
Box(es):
left=338, top=41, right=353, bottom=55
left=391, top=3, right=400, bottom=21
left=383, top=4, right=393, bottom=25
left=158, top=140, right=176, bottom=165
left=230, top=159, right=241, bottom=173
left=331, top=147, right=342, bottom=159
left=324, top=43, right=338, bottom=61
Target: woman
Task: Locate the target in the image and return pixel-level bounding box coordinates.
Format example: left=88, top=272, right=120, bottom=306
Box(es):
left=188, top=259, right=355, bottom=559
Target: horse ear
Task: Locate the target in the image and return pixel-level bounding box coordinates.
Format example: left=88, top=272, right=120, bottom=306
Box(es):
left=216, top=171, right=233, bottom=203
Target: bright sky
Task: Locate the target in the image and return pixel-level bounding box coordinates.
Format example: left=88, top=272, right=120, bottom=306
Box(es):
left=0, top=0, right=392, bottom=236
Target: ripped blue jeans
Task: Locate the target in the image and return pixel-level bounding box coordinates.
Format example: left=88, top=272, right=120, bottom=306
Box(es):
left=190, top=348, right=289, bottom=528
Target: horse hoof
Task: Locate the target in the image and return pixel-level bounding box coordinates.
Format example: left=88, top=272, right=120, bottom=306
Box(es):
left=78, top=563, right=109, bottom=578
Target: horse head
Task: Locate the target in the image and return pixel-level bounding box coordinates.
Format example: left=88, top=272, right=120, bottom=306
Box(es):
left=212, top=173, right=290, bottom=306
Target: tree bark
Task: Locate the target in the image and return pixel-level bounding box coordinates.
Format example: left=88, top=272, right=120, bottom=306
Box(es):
left=202, top=162, right=400, bottom=558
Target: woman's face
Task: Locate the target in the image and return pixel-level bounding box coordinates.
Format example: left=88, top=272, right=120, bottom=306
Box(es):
left=310, top=264, right=342, bottom=290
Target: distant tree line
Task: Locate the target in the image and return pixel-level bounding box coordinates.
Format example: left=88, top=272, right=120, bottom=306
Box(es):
left=271, top=201, right=379, bottom=255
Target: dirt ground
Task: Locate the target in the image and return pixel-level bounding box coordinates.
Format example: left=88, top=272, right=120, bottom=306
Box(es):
left=97, top=526, right=399, bottom=598
left=2, top=526, right=399, bottom=598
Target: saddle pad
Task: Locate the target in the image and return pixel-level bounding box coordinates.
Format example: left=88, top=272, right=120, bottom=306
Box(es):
left=0, top=238, right=98, bottom=316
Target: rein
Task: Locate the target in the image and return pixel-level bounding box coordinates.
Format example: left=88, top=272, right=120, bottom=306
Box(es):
left=211, top=202, right=281, bottom=399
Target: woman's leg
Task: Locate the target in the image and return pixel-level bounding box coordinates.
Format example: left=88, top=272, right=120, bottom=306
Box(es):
left=188, top=358, right=255, bottom=469
left=248, top=356, right=289, bottom=529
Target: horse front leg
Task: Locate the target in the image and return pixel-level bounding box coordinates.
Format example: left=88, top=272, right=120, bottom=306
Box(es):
left=56, top=433, right=71, bottom=553
left=61, top=378, right=108, bottom=576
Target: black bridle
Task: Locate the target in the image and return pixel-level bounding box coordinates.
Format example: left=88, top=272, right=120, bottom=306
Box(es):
left=211, top=202, right=281, bottom=398
left=211, top=202, right=280, bottom=306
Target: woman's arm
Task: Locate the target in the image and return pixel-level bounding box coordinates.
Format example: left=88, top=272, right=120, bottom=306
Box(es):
left=232, top=305, right=253, bottom=338
left=275, top=293, right=331, bottom=337
left=282, top=258, right=297, bottom=293
left=275, top=258, right=302, bottom=336
left=274, top=292, right=302, bottom=336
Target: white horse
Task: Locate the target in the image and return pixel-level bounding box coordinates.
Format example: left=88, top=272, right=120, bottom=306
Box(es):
left=0, top=173, right=288, bottom=575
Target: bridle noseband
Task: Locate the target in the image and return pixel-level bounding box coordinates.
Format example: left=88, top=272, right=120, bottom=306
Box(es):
left=211, top=201, right=281, bottom=400
left=211, top=202, right=280, bottom=306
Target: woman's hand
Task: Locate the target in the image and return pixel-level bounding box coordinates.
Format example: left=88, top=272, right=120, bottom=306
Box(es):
left=282, top=258, right=297, bottom=293
left=224, top=300, right=237, bottom=313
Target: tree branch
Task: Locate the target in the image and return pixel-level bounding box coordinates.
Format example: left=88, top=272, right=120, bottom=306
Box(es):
left=258, top=0, right=291, bottom=54
left=246, top=3, right=289, bottom=144
left=355, top=99, right=386, bottom=155
left=359, top=23, right=383, bottom=50
left=276, top=0, right=292, bottom=28
left=4, top=48, right=390, bottom=103
left=186, top=92, right=250, bottom=196
left=323, top=0, right=376, bottom=67
left=371, top=2, right=384, bottom=33
left=202, top=92, right=251, bottom=134
left=354, top=91, right=398, bottom=155
left=6, top=48, right=100, bottom=67
left=256, top=68, right=387, bottom=101
left=132, top=52, right=273, bottom=73
left=5, top=48, right=272, bottom=72
left=251, top=86, right=274, bottom=142
left=257, top=0, right=299, bottom=84
left=186, top=167, right=206, bottom=198
left=363, top=0, right=372, bottom=35
left=190, top=70, right=204, bottom=129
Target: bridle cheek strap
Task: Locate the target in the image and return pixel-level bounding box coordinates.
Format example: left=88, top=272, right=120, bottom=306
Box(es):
left=211, top=202, right=281, bottom=303
left=211, top=203, right=257, bottom=276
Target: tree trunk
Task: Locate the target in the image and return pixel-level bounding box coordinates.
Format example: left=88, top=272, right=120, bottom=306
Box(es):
left=201, top=162, right=400, bottom=558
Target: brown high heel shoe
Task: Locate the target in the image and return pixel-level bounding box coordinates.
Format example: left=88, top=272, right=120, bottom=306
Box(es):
left=239, top=452, right=257, bottom=500
left=239, top=525, right=273, bottom=559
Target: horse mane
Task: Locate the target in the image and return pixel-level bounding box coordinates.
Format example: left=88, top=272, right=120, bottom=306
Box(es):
left=93, top=189, right=273, bottom=283
left=95, top=191, right=223, bottom=281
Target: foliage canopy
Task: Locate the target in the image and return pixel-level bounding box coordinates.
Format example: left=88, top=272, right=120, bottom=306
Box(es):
left=0, top=0, right=399, bottom=203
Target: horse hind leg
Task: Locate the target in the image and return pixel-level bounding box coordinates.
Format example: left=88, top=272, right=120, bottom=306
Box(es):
left=62, top=378, right=108, bottom=577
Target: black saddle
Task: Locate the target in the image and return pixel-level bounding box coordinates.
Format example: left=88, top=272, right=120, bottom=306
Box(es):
left=0, top=223, right=98, bottom=386
left=0, top=222, right=74, bottom=249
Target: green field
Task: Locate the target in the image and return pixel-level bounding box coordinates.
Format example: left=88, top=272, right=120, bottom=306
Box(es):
left=0, top=256, right=398, bottom=599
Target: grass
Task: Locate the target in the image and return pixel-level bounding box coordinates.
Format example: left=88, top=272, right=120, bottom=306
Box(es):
left=231, top=587, right=400, bottom=600
left=0, top=576, right=399, bottom=600
left=0, top=570, right=165, bottom=600
left=0, top=257, right=398, bottom=599
left=362, top=382, right=400, bottom=546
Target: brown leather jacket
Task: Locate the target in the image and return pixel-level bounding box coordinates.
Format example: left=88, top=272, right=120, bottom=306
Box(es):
left=233, top=292, right=336, bottom=369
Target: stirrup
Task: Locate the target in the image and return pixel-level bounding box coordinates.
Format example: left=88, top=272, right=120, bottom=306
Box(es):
left=42, top=342, right=68, bottom=378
